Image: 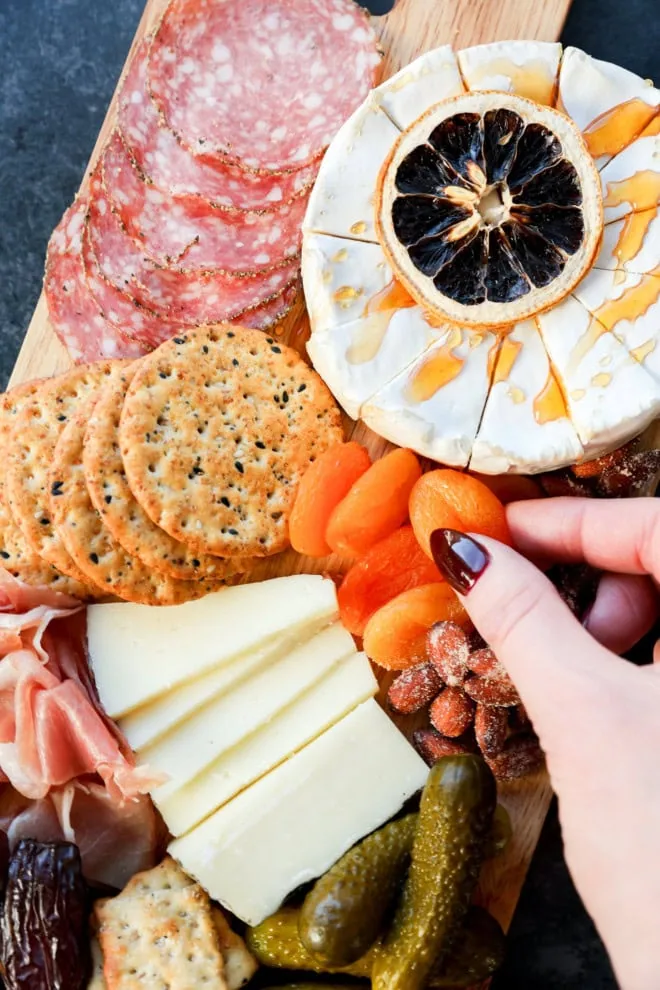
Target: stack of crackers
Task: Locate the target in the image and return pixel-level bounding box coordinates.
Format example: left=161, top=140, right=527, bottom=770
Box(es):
left=0, top=326, right=341, bottom=605
left=92, top=857, right=257, bottom=989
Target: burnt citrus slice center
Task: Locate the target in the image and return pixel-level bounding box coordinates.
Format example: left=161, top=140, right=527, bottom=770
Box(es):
left=377, top=92, right=603, bottom=328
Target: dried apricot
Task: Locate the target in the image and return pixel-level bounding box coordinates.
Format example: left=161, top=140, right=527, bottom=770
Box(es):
left=363, top=583, right=470, bottom=671
left=289, top=442, right=371, bottom=557
left=410, top=469, right=512, bottom=558
left=326, top=449, right=422, bottom=556
left=337, top=526, right=442, bottom=636
left=468, top=472, right=543, bottom=505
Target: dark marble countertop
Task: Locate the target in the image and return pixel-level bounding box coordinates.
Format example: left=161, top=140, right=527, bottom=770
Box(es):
left=1, top=1, right=658, bottom=985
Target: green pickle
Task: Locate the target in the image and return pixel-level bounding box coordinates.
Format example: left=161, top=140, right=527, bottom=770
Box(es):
left=372, top=754, right=497, bottom=990
left=299, top=813, right=417, bottom=966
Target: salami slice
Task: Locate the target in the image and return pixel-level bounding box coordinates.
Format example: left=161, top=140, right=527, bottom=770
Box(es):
left=240, top=281, right=299, bottom=331
left=44, top=200, right=149, bottom=362
left=86, top=167, right=299, bottom=326
left=148, top=0, right=381, bottom=172
left=119, top=41, right=318, bottom=210
left=102, top=130, right=307, bottom=271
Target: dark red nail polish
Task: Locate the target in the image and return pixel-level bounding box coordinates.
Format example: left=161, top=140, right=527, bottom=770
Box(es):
left=430, top=529, right=490, bottom=595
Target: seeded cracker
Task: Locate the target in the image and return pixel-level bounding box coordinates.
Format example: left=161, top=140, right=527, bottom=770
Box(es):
left=49, top=394, right=222, bottom=605
left=120, top=326, right=343, bottom=557
left=5, top=361, right=130, bottom=584
left=0, top=382, right=95, bottom=599
left=84, top=365, right=245, bottom=581
left=96, top=884, right=227, bottom=989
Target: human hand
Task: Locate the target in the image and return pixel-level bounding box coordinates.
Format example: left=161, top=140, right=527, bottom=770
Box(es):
left=431, top=498, right=660, bottom=990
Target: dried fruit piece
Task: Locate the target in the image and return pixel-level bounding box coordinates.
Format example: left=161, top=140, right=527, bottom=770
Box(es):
left=289, top=442, right=371, bottom=557
left=337, top=526, right=443, bottom=637
left=427, top=620, right=471, bottom=686
left=474, top=704, right=509, bottom=757
left=388, top=663, right=443, bottom=715
left=409, top=469, right=511, bottom=558
left=463, top=675, right=521, bottom=708
left=363, top=584, right=470, bottom=671
left=414, top=728, right=474, bottom=764
left=468, top=471, right=544, bottom=504
left=327, top=449, right=422, bottom=557
left=430, top=687, right=476, bottom=737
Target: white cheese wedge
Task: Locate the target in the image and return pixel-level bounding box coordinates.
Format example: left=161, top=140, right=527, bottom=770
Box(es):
left=159, top=651, right=379, bottom=837
left=144, top=623, right=356, bottom=801
left=574, top=266, right=660, bottom=384
left=536, top=295, right=660, bottom=455
left=595, top=210, right=660, bottom=276
left=302, top=233, right=394, bottom=334
left=600, top=131, right=660, bottom=222
left=362, top=326, right=498, bottom=466
left=307, top=307, right=443, bottom=421
left=303, top=98, right=398, bottom=243
left=458, top=40, right=562, bottom=105
left=470, top=319, right=583, bottom=475
left=558, top=47, right=659, bottom=166
left=374, top=46, right=464, bottom=130
left=88, top=576, right=338, bottom=718
left=169, top=700, right=428, bottom=925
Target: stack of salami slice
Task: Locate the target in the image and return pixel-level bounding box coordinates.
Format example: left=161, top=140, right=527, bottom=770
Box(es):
left=44, top=0, right=381, bottom=362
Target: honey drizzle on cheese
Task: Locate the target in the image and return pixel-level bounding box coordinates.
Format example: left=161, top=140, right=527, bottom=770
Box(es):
left=609, top=207, right=658, bottom=278
left=406, top=329, right=464, bottom=403
left=604, top=171, right=660, bottom=216
left=640, top=114, right=660, bottom=138
left=631, top=338, right=657, bottom=363
left=469, top=58, right=557, bottom=105
left=533, top=369, right=568, bottom=424
left=567, top=311, right=609, bottom=374
left=492, top=336, right=522, bottom=385
left=583, top=99, right=656, bottom=159
left=346, top=279, right=416, bottom=365
left=594, top=269, right=660, bottom=333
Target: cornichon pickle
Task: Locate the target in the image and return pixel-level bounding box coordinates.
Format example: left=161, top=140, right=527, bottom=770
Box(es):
left=299, top=813, right=417, bottom=965
left=372, top=755, right=497, bottom=990
left=0, top=839, right=89, bottom=990
left=247, top=904, right=504, bottom=987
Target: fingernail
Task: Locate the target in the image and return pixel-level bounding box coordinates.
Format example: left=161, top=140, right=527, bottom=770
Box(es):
left=430, top=529, right=490, bottom=595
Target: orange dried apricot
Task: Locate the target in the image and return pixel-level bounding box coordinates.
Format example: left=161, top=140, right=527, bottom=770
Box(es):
left=327, top=448, right=422, bottom=556
left=363, top=583, right=470, bottom=671
left=468, top=471, right=543, bottom=505
left=289, top=442, right=371, bottom=557
left=337, top=525, right=442, bottom=636
left=410, top=469, right=512, bottom=558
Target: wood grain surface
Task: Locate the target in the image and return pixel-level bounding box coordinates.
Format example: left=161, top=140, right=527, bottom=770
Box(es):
left=7, top=0, right=572, bottom=941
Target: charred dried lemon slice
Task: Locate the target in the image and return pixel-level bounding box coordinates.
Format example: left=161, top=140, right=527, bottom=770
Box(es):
left=376, top=92, right=603, bottom=328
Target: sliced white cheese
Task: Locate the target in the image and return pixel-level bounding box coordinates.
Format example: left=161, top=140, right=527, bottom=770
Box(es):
left=574, top=266, right=660, bottom=384
left=595, top=210, right=660, bottom=276
left=159, top=651, right=379, bottom=838
left=302, top=233, right=394, bottom=334
left=145, top=623, right=356, bottom=800
left=458, top=40, right=562, bottom=105
left=600, top=131, right=660, bottom=222
left=307, top=307, right=443, bottom=421
left=362, top=326, right=498, bottom=466
left=470, top=319, right=583, bottom=475
left=303, top=97, right=398, bottom=242
left=536, top=295, right=660, bottom=455
left=169, top=700, right=428, bottom=926
left=88, top=576, right=338, bottom=718
left=558, top=47, right=659, bottom=166
left=374, top=46, right=464, bottom=130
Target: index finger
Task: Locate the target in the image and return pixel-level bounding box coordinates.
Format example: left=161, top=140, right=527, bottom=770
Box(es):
left=507, top=497, right=660, bottom=581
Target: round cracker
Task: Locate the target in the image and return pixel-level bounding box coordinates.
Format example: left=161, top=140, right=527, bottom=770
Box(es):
left=0, top=383, right=96, bottom=600
left=83, top=365, right=245, bottom=582
left=49, top=394, right=226, bottom=605
left=5, top=361, right=131, bottom=582
left=119, top=326, right=343, bottom=557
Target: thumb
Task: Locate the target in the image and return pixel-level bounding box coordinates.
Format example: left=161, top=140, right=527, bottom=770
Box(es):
left=430, top=528, right=621, bottom=741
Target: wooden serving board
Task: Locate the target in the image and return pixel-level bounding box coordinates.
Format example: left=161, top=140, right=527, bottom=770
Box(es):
left=8, top=0, right=573, bottom=949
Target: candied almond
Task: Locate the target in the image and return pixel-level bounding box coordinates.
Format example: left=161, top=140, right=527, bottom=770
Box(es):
left=598, top=449, right=660, bottom=497
left=485, top=735, right=544, bottom=782
left=430, top=686, right=475, bottom=738
left=474, top=704, right=509, bottom=758
left=463, top=674, right=520, bottom=708
left=388, top=663, right=443, bottom=715
left=427, top=620, right=470, bottom=685
left=413, top=728, right=472, bottom=765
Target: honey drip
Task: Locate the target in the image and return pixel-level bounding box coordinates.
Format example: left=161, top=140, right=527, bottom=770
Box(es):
left=641, top=114, right=660, bottom=138
left=533, top=370, right=568, bottom=424
left=333, top=285, right=363, bottom=307
left=591, top=372, right=613, bottom=387
left=567, top=313, right=609, bottom=375
left=406, top=329, right=464, bottom=403
left=470, top=58, right=556, bottom=105
left=492, top=337, right=522, bottom=385
left=631, top=338, right=657, bottom=363
left=604, top=170, right=660, bottom=216
left=349, top=221, right=368, bottom=236
left=594, top=269, right=660, bottom=333
left=346, top=279, right=415, bottom=365
left=583, top=99, right=656, bottom=159
left=609, top=207, right=658, bottom=276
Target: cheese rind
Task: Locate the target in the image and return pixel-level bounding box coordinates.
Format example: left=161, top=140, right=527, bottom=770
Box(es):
left=169, top=700, right=428, bottom=926
left=88, top=576, right=338, bottom=718
left=159, top=651, right=379, bottom=837
left=458, top=40, right=562, bottom=105
left=145, top=623, right=356, bottom=800
left=374, top=46, right=464, bottom=130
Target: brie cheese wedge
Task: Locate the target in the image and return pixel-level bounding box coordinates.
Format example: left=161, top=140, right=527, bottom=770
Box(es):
left=458, top=40, right=562, bottom=105
left=374, top=46, right=464, bottom=130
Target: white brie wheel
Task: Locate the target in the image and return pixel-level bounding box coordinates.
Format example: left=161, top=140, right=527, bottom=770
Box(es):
left=302, top=43, right=660, bottom=474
